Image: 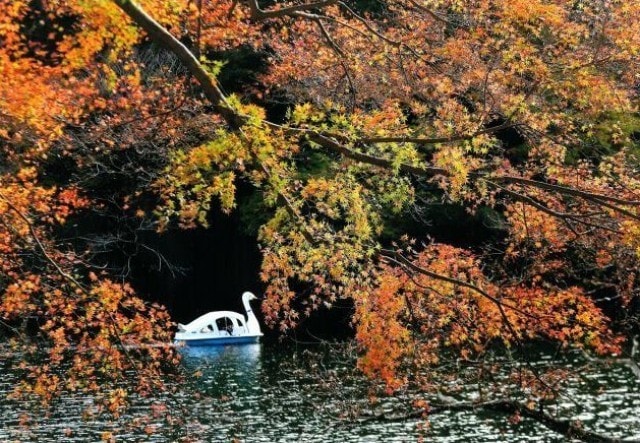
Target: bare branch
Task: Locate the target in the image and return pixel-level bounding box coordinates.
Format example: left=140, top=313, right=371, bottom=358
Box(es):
left=485, top=180, right=622, bottom=234
left=0, top=192, right=83, bottom=289
left=314, top=16, right=346, bottom=58
left=490, top=175, right=640, bottom=208
left=246, top=0, right=338, bottom=19
left=359, top=399, right=627, bottom=443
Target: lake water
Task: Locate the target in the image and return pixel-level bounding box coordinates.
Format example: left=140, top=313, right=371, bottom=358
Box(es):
left=1, top=343, right=639, bottom=442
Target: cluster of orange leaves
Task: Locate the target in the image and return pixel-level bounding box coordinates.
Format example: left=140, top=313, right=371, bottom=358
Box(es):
left=0, top=168, right=179, bottom=412
left=355, top=244, right=624, bottom=390
left=1, top=0, right=188, bottom=415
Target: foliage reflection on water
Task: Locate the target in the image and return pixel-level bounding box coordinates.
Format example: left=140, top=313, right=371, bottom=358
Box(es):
left=0, top=343, right=639, bottom=442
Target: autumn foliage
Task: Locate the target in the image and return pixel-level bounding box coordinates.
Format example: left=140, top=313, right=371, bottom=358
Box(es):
left=1, top=0, right=640, bottom=428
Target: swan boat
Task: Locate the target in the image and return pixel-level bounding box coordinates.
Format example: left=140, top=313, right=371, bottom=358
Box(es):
left=174, top=292, right=263, bottom=346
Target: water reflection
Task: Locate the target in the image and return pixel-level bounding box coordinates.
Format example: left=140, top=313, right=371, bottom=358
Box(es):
left=180, top=343, right=262, bottom=364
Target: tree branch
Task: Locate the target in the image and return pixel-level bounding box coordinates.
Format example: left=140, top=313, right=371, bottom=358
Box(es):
left=490, top=175, right=640, bottom=208
left=246, top=0, right=339, bottom=20
left=307, top=132, right=640, bottom=216
left=405, top=0, right=452, bottom=25
left=485, top=180, right=622, bottom=234
left=0, top=192, right=141, bottom=373
left=307, top=131, right=449, bottom=176
left=359, top=399, right=627, bottom=443
left=361, top=121, right=520, bottom=146
left=0, top=192, right=83, bottom=289
left=379, top=248, right=538, bottom=321
left=112, top=0, right=242, bottom=128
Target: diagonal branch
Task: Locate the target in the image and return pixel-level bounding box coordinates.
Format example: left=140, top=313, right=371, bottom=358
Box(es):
left=0, top=192, right=82, bottom=288
left=359, top=398, right=626, bottom=443
left=405, top=0, right=452, bottom=25
left=112, top=0, right=242, bottom=128
left=484, top=180, right=622, bottom=234
left=0, top=191, right=141, bottom=373
left=314, top=16, right=346, bottom=58
left=308, top=132, right=640, bottom=215
left=490, top=175, right=640, bottom=208
left=379, top=248, right=538, bottom=321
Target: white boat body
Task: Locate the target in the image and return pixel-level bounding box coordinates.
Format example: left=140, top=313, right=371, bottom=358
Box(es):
left=174, top=292, right=263, bottom=346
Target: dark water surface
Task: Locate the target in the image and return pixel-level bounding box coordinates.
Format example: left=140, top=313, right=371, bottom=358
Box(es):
left=1, top=343, right=639, bottom=442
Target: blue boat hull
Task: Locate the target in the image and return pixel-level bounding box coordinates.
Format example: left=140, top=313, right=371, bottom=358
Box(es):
left=175, top=335, right=261, bottom=347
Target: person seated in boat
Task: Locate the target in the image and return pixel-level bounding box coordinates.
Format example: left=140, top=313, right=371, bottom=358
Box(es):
left=199, top=324, right=215, bottom=334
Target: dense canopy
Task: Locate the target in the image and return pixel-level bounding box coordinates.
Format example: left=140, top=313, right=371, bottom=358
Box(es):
left=1, top=0, right=640, bottom=438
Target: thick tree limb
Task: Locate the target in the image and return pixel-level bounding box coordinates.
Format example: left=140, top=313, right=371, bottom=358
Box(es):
left=113, top=0, right=242, bottom=128
left=308, top=132, right=640, bottom=217
left=113, top=0, right=322, bottom=241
